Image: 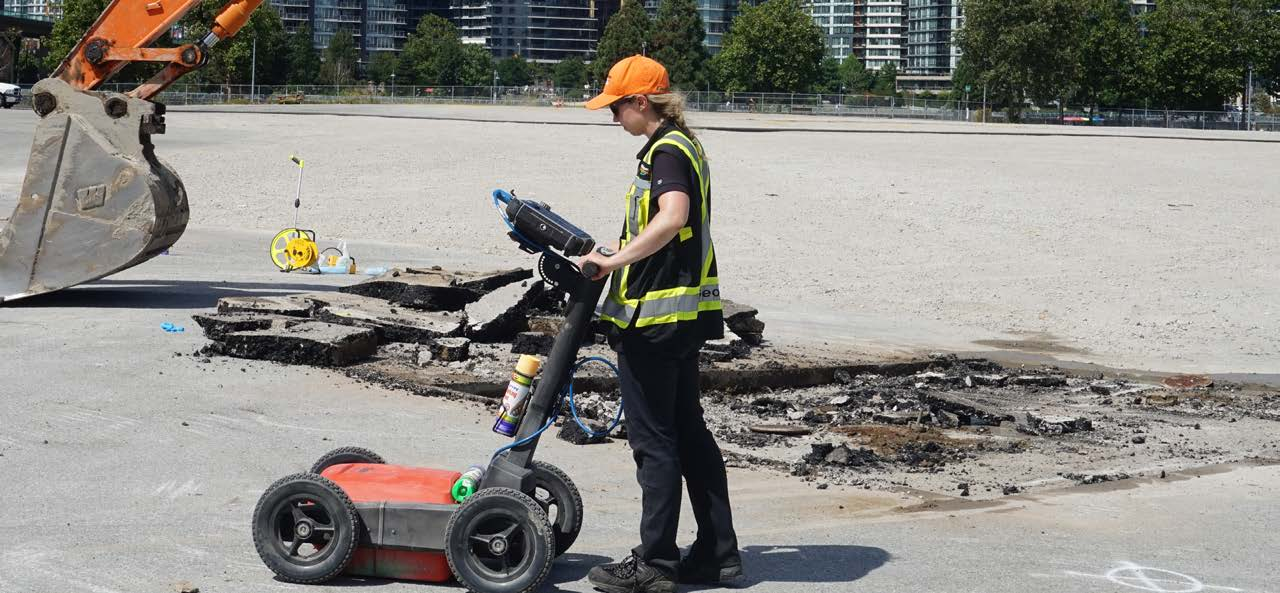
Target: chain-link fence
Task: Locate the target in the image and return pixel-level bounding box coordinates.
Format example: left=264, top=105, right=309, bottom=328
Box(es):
left=25, top=82, right=1280, bottom=132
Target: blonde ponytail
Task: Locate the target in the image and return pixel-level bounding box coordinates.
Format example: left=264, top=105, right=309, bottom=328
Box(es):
left=647, top=92, right=695, bottom=139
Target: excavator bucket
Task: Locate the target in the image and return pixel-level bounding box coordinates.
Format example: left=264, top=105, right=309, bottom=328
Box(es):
left=0, top=78, right=188, bottom=302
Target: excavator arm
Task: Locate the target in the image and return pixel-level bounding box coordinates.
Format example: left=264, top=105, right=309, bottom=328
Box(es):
left=0, top=0, right=264, bottom=302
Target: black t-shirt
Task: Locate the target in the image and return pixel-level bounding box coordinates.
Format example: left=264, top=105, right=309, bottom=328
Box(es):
left=650, top=150, right=693, bottom=202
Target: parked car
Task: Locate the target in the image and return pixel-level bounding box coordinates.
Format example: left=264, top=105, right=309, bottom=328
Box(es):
left=0, top=83, right=21, bottom=109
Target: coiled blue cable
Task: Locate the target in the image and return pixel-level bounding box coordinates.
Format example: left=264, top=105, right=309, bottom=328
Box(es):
left=489, top=356, right=625, bottom=462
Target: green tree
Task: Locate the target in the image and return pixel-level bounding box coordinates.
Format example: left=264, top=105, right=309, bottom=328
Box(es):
left=651, top=0, right=709, bottom=90
left=872, top=62, right=898, bottom=95
left=1231, top=0, right=1280, bottom=97
left=553, top=56, right=588, bottom=92
left=244, top=7, right=290, bottom=86
left=286, top=25, right=322, bottom=85
left=1137, top=0, right=1241, bottom=110
left=320, top=29, right=358, bottom=86
left=955, top=0, right=1088, bottom=120
left=367, top=51, right=398, bottom=84
left=839, top=56, right=874, bottom=93
left=813, top=56, right=841, bottom=93
left=712, top=0, right=825, bottom=93
left=174, top=1, right=288, bottom=91
left=1075, top=0, right=1147, bottom=109
left=17, top=39, right=44, bottom=83
left=593, top=0, right=651, bottom=82
left=459, top=44, right=494, bottom=86
left=401, top=15, right=465, bottom=84
left=497, top=54, right=531, bottom=86
left=42, top=0, right=108, bottom=73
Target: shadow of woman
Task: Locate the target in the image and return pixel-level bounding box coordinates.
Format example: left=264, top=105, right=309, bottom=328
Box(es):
left=544, top=552, right=614, bottom=590
left=722, top=544, right=892, bottom=587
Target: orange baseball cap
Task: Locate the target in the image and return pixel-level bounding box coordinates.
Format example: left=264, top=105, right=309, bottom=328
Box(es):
left=585, top=55, right=670, bottom=110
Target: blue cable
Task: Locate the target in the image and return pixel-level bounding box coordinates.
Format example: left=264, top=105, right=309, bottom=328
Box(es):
left=487, top=190, right=625, bottom=460
left=489, top=356, right=625, bottom=462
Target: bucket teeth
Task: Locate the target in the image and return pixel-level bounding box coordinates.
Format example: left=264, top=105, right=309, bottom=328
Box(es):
left=0, top=78, right=188, bottom=302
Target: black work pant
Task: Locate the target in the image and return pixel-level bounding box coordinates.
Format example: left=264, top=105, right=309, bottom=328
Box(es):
left=617, top=341, right=740, bottom=577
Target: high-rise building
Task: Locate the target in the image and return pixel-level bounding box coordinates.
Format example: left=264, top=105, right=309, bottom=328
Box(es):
left=275, top=0, right=311, bottom=35
left=595, top=0, right=621, bottom=37
left=853, top=0, right=907, bottom=71
left=804, top=1, right=908, bottom=70
left=6, top=0, right=60, bottom=18
left=452, top=0, right=599, bottom=62
left=898, top=0, right=961, bottom=89
left=273, top=0, right=406, bottom=61
left=643, top=0, right=742, bottom=55
left=405, top=0, right=452, bottom=32
left=808, top=0, right=857, bottom=62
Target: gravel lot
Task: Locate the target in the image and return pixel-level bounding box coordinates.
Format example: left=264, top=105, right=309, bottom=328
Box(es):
left=2, top=104, right=1277, bottom=375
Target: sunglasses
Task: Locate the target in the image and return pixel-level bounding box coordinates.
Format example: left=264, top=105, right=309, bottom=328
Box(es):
left=609, top=96, right=637, bottom=116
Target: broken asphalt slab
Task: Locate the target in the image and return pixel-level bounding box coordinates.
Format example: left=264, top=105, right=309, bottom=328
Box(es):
left=307, top=291, right=466, bottom=344
left=722, top=299, right=765, bottom=345
left=215, top=295, right=313, bottom=317
left=465, top=280, right=545, bottom=342
left=191, top=312, right=301, bottom=341
left=217, top=321, right=378, bottom=366
left=340, top=267, right=532, bottom=311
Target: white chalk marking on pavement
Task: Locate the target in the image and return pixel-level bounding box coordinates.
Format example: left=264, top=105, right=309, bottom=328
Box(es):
left=249, top=412, right=474, bottom=438
left=153, top=479, right=201, bottom=500
left=206, top=413, right=244, bottom=426
left=1052, top=561, right=1251, bottom=593
left=5, top=548, right=128, bottom=593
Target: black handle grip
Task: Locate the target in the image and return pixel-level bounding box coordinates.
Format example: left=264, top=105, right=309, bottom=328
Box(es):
left=581, top=262, right=600, bottom=278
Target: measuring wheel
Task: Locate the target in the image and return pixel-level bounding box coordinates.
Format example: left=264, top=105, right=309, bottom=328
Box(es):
left=310, top=446, right=386, bottom=474
left=530, top=461, right=583, bottom=557
left=445, top=487, right=555, bottom=593
left=252, top=473, right=360, bottom=584
left=270, top=228, right=318, bottom=271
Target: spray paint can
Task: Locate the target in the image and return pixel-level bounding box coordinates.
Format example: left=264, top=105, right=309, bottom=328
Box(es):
left=451, top=465, right=486, bottom=503
left=493, top=355, right=542, bottom=437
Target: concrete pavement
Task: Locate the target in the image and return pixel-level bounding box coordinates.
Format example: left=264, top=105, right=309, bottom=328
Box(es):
left=0, top=227, right=1275, bottom=593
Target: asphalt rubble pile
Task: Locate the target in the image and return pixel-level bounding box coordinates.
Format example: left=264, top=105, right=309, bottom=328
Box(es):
left=691, top=355, right=1280, bottom=499
left=194, top=267, right=768, bottom=368
left=187, top=271, right=1279, bottom=501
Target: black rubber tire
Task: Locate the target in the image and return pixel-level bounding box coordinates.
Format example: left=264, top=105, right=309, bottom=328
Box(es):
left=251, top=472, right=361, bottom=584
left=531, top=461, right=583, bottom=557
left=445, top=487, right=555, bottom=593
left=309, top=446, right=385, bottom=474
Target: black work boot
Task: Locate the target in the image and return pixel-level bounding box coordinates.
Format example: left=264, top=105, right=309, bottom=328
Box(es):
left=676, top=550, right=743, bottom=586
left=587, top=553, right=677, bottom=593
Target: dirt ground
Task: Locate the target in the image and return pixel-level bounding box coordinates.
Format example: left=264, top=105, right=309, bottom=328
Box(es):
left=3, top=105, right=1276, bottom=375
left=344, top=336, right=1280, bottom=501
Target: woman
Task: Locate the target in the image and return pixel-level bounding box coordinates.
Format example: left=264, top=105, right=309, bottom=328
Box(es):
left=578, top=55, right=742, bottom=593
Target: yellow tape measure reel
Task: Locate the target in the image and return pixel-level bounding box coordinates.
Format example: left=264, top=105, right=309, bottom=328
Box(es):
left=270, top=228, right=319, bottom=271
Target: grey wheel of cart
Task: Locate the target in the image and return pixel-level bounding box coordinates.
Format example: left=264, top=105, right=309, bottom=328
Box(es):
left=445, top=487, right=555, bottom=593
left=251, top=473, right=360, bottom=584
left=531, top=460, right=583, bottom=557
left=309, top=446, right=385, bottom=474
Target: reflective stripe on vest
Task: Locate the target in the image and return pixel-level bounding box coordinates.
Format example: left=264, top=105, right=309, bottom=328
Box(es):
left=599, top=129, right=721, bottom=330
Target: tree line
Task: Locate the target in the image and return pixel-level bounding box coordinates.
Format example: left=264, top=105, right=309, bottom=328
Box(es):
left=17, top=0, right=1280, bottom=113
left=956, top=0, right=1280, bottom=116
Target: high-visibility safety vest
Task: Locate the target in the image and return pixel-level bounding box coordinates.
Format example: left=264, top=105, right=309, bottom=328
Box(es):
left=599, top=127, right=721, bottom=330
